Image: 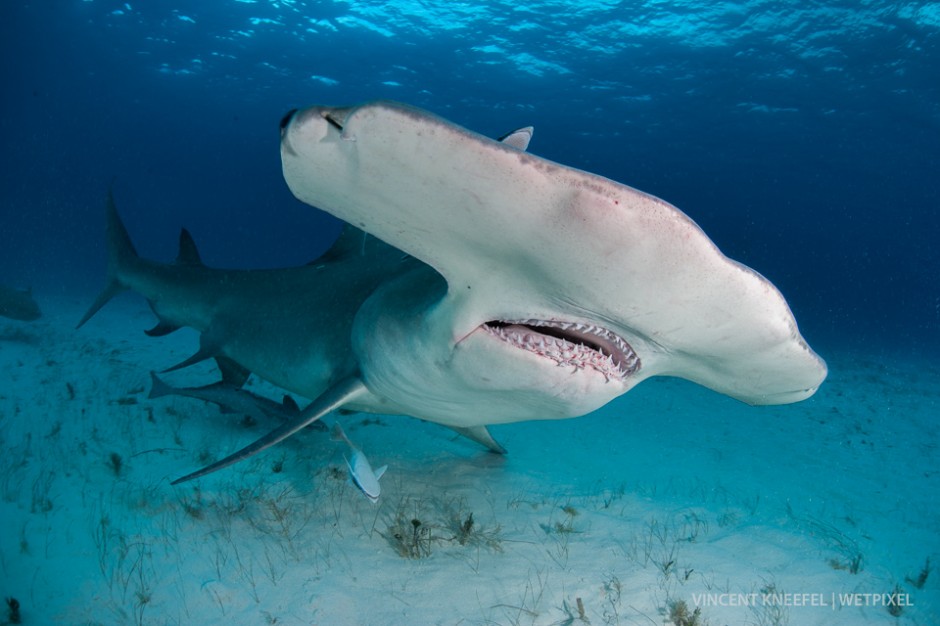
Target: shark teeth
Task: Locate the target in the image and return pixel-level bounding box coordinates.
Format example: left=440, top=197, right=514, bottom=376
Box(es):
left=482, top=319, right=640, bottom=381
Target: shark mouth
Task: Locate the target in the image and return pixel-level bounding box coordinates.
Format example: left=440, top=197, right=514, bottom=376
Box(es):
left=482, top=319, right=641, bottom=381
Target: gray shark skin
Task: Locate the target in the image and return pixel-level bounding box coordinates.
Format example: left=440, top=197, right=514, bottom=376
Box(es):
left=78, top=189, right=507, bottom=483
left=148, top=371, right=327, bottom=432
left=0, top=284, right=41, bottom=321
left=79, top=193, right=411, bottom=404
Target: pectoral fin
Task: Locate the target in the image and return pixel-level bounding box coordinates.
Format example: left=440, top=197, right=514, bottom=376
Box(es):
left=374, top=464, right=388, bottom=481
left=450, top=425, right=507, bottom=454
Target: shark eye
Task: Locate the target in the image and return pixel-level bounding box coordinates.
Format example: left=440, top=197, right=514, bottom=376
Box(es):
left=279, top=109, right=298, bottom=131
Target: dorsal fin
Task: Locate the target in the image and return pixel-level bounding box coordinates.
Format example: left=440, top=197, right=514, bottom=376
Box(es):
left=498, top=126, right=534, bottom=151
left=175, top=229, right=204, bottom=266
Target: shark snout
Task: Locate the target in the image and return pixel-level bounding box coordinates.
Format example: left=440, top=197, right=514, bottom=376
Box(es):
left=279, top=106, right=319, bottom=151
left=280, top=105, right=356, bottom=158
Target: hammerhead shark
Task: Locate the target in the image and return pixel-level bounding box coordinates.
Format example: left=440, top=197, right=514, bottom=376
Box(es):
left=79, top=101, right=826, bottom=484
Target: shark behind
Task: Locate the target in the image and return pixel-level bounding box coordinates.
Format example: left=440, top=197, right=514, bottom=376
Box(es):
left=0, top=284, right=41, bottom=321
left=78, top=190, right=504, bottom=485
left=148, top=371, right=327, bottom=432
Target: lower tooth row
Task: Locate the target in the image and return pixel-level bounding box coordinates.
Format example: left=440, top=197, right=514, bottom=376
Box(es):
left=486, top=325, right=629, bottom=379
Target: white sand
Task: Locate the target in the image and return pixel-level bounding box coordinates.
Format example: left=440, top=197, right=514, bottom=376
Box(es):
left=1, top=293, right=937, bottom=625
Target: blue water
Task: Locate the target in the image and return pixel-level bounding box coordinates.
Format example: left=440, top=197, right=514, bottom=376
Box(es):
left=2, top=1, right=938, bottom=356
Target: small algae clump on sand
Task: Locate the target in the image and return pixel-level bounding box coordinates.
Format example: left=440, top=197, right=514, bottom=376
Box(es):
left=107, top=451, right=124, bottom=477
left=382, top=497, right=503, bottom=559
left=886, top=584, right=905, bottom=618
left=905, top=556, right=930, bottom=589
left=6, top=597, right=22, bottom=624
left=667, top=599, right=703, bottom=626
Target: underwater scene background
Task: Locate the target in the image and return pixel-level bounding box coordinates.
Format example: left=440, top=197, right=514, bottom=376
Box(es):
left=1, top=1, right=938, bottom=624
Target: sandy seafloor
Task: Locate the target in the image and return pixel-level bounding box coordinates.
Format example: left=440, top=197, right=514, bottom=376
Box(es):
left=0, top=293, right=937, bottom=626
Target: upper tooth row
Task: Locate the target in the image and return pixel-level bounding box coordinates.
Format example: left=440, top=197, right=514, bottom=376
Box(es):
left=486, top=325, right=629, bottom=379
left=510, top=318, right=611, bottom=337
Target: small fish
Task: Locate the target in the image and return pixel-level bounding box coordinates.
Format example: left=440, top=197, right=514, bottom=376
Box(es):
left=332, top=423, right=386, bottom=503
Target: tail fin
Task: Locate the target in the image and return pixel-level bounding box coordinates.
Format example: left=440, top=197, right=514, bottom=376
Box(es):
left=77, top=190, right=139, bottom=328
left=148, top=371, right=172, bottom=400
left=331, top=422, right=350, bottom=445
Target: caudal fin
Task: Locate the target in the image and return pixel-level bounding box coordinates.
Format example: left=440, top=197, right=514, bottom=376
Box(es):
left=77, top=190, right=139, bottom=328
left=331, top=422, right=351, bottom=445
left=148, top=371, right=173, bottom=400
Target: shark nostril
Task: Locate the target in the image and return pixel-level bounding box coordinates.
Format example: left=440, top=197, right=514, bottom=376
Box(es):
left=323, top=111, right=344, bottom=131
left=279, top=108, right=298, bottom=131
